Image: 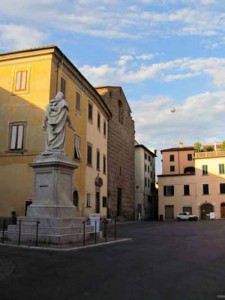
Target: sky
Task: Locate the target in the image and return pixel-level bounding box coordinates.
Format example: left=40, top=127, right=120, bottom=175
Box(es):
left=1, top=0, right=225, bottom=175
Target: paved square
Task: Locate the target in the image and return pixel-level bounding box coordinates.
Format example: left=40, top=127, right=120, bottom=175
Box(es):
left=1, top=221, right=225, bottom=300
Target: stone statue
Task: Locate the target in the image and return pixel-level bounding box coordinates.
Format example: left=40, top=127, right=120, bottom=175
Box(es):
left=42, top=91, right=75, bottom=155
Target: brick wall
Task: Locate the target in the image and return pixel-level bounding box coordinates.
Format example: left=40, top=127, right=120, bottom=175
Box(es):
left=97, top=87, right=135, bottom=219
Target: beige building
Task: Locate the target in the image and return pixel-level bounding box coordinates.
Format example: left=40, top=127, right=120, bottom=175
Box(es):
left=158, top=142, right=225, bottom=219
left=0, top=46, right=111, bottom=219
left=96, top=86, right=135, bottom=220
left=135, top=143, right=157, bottom=220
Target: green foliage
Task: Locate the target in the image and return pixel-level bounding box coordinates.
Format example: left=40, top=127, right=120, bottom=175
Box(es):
left=205, top=146, right=214, bottom=152
left=194, top=141, right=202, bottom=152
left=221, top=140, right=225, bottom=151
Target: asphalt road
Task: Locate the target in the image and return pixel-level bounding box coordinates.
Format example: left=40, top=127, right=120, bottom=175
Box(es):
left=1, top=221, right=225, bottom=300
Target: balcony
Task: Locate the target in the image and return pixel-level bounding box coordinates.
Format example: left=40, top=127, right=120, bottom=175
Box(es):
left=194, top=151, right=225, bottom=159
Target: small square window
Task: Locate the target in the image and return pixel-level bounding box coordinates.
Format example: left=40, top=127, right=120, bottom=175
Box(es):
left=170, top=165, right=175, bottom=172
left=170, top=155, right=174, bottom=162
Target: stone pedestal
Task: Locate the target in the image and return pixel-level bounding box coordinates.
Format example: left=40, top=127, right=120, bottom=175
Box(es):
left=7, top=154, right=94, bottom=244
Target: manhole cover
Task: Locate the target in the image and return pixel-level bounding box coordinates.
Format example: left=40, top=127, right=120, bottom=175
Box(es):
left=0, top=256, right=15, bottom=281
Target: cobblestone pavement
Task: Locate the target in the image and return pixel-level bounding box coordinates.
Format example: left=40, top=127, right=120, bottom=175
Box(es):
left=1, top=220, right=225, bottom=300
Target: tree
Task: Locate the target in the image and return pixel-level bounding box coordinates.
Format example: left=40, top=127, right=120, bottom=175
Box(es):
left=221, top=140, right=225, bottom=151
left=194, top=141, right=202, bottom=152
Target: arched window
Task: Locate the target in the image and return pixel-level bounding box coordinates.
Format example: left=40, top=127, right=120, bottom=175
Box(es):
left=184, top=167, right=195, bottom=174
left=118, top=100, right=123, bottom=124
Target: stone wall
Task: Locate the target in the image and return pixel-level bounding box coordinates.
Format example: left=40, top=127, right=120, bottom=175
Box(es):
left=96, top=87, right=135, bottom=219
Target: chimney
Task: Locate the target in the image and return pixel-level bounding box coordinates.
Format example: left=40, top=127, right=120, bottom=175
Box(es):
left=179, top=142, right=184, bottom=148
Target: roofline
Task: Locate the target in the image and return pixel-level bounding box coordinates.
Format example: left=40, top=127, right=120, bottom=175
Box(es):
left=0, top=45, right=112, bottom=119
left=96, top=86, right=132, bottom=113
left=161, top=147, right=194, bottom=153
left=135, top=144, right=157, bottom=157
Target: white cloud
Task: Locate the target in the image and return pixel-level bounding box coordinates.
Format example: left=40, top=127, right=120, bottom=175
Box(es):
left=0, top=24, right=46, bottom=51
left=80, top=56, right=225, bottom=88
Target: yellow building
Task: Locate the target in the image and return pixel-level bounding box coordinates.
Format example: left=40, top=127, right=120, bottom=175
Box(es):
left=0, top=46, right=111, bottom=218
left=158, top=142, right=225, bottom=219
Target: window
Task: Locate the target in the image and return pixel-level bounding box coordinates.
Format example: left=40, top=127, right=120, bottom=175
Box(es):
left=145, top=164, right=147, bottom=172
left=148, top=178, right=150, bottom=187
left=145, top=153, right=147, bottom=160
left=60, top=78, right=66, bottom=97
left=202, top=165, right=208, bottom=175
left=145, top=177, right=147, bottom=187
left=15, top=71, right=27, bottom=91
left=9, top=122, right=26, bottom=151
left=74, top=135, right=82, bottom=160
left=219, top=164, right=225, bottom=174
left=203, top=184, right=209, bottom=195
left=118, top=100, right=123, bottom=124
left=220, top=183, right=225, bottom=194
left=148, top=166, right=150, bottom=173
left=102, top=196, right=107, bottom=208
left=88, top=102, right=93, bottom=122
left=96, top=149, right=100, bottom=170
left=103, top=155, right=106, bottom=174
left=170, top=165, right=175, bottom=172
left=75, top=92, right=81, bottom=112
left=97, top=112, right=101, bottom=130
left=164, top=186, right=174, bottom=196
left=148, top=155, right=151, bottom=162
left=170, top=155, right=174, bottom=162
left=103, top=120, right=107, bottom=137
left=86, top=193, right=91, bottom=207
left=87, top=143, right=92, bottom=166
left=187, top=154, right=193, bottom=161
left=184, top=185, right=190, bottom=195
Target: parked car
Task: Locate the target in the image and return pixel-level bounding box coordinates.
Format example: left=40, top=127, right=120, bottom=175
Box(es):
left=176, top=212, right=198, bottom=221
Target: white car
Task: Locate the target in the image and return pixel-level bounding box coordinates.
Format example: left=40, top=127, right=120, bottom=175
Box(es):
left=176, top=212, right=198, bottom=221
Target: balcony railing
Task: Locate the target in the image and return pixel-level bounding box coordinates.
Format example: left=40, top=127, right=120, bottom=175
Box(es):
left=194, top=151, right=225, bottom=159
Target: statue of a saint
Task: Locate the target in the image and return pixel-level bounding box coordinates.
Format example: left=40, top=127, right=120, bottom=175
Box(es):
left=42, top=91, right=75, bottom=155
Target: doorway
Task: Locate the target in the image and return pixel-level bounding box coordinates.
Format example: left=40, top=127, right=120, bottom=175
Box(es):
left=73, top=190, right=79, bottom=208
left=221, top=203, right=225, bottom=218
left=117, top=188, right=122, bottom=216
left=200, top=203, right=214, bottom=219
left=96, top=192, right=100, bottom=213
left=165, top=205, right=174, bottom=220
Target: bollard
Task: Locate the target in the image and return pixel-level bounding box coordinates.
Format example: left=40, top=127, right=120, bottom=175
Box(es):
left=104, top=220, right=108, bottom=242
left=94, top=220, right=97, bottom=244
left=2, top=219, right=6, bottom=243
left=83, top=220, right=86, bottom=246
left=115, top=216, right=117, bottom=240
left=35, top=221, right=40, bottom=247
left=18, top=220, right=22, bottom=245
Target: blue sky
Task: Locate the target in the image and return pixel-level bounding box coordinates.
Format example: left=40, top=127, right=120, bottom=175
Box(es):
left=1, top=0, right=225, bottom=175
